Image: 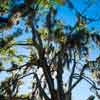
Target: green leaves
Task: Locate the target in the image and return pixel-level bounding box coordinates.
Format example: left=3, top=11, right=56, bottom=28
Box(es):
left=0, top=62, right=3, bottom=72
left=17, top=55, right=24, bottom=64
left=54, top=28, right=66, bottom=44
left=55, top=0, right=65, bottom=5
left=0, top=0, right=10, bottom=12
left=38, top=27, right=48, bottom=40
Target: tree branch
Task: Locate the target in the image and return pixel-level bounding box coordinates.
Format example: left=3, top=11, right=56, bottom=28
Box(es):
left=68, top=50, right=76, bottom=89
left=34, top=73, right=51, bottom=100
left=66, top=64, right=86, bottom=94
left=66, top=0, right=100, bottom=22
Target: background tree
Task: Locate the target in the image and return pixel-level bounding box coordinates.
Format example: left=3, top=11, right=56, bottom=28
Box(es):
left=0, top=0, right=100, bottom=100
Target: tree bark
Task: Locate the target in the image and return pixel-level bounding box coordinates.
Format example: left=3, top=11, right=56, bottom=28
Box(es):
left=65, top=92, right=72, bottom=100
left=50, top=91, right=72, bottom=100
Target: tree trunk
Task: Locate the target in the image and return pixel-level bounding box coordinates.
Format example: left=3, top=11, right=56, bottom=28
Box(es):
left=50, top=90, right=72, bottom=100
left=65, top=92, right=72, bottom=100
left=51, top=90, right=60, bottom=100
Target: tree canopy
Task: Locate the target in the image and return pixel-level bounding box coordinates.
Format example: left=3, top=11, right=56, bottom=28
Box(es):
left=0, top=0, right=100, bottom=100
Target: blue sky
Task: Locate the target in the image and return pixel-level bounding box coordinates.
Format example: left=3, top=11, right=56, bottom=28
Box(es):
left=0, top=0, right=100, bottom=100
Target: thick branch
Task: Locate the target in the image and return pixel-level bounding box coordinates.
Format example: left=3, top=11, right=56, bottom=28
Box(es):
left=34, top=73, right=50, bottom=100
left=31, top=14, right=54, bottom=99
left=56, top=52, right=65, bottom=100
left=0, top=17, right=9, bottom=23
left=68, top=50, right=76, bottom=89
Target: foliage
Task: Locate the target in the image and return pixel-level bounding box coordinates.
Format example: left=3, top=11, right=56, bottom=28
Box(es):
left=0, top=0, right=100, bottom=100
